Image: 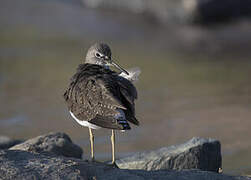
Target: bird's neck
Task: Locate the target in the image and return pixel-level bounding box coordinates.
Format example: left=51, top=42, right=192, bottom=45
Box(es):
left=84, top=62, right=110, bottom=70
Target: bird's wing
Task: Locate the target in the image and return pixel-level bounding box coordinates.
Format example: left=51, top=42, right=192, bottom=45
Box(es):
left=89, top=115, right=130, bottom=130
left=116, top=76, right=139, bottom=125
left=64, top=74, right=126, bottom=122
left=117, top=77, right=137, bottom=104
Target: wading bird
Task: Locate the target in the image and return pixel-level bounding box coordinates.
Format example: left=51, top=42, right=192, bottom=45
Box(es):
left=63, top=43, right=139, bottom=166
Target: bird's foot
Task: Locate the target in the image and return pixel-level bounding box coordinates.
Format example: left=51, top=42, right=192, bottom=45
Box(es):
left=107, top=161, right=119, bottom=168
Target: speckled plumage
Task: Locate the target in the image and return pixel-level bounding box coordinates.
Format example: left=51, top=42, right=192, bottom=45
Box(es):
left=64, top=42, right=139, bottom=164
left=63, top=63, right=139, bottom=130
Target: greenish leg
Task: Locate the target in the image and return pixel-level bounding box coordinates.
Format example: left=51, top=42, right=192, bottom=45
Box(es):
left=89, top=128, right=95, bottom=161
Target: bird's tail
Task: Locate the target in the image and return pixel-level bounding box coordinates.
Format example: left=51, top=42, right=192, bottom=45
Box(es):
left=117, top=119, right=131, bottom=130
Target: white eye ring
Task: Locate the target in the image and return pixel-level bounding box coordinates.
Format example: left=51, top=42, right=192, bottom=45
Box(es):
left=95, top=52, right=102, bottom=58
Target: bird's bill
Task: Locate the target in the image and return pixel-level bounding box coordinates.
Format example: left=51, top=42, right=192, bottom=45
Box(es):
left=111, top=61, right=129, bottom=75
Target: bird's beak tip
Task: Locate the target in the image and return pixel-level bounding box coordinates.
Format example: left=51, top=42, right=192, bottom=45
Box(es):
left=111, top=61, right=129, bottom=75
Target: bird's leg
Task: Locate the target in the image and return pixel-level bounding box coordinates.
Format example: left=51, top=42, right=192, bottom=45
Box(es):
left=89, top=128, right=95, bottom=161
left=111, top=129, right=116, bottom=165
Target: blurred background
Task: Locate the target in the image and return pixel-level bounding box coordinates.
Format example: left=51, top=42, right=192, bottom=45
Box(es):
left=1, top=0, right=251, bottom=175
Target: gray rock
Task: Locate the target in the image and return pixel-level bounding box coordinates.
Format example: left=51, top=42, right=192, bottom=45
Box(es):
left=182, top=0, right=251, bottom=24
left=82, top=0, right=251, bottom=24
left=10, top=132, right=83, bottom=159
left=0, top=150, right=249, bottom=180
left=0, top=136, right=23, bottom=149
left=117, top=137, right=221, bottom=172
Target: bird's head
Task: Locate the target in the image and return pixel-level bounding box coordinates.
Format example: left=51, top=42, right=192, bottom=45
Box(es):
left=85, top=43, right=129, bottom=75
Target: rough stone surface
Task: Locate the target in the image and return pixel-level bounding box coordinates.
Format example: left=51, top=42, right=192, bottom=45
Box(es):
left=117, top=137, right=221, bottom=172
left=0, top=150, right=249, bottom=180
left=10, top=132, right=83, bottom=159
left=0, top=136, right=23, bottom=150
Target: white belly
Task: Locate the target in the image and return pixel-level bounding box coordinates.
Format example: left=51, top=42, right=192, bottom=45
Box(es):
left=69, top=111, right=101, bottom=129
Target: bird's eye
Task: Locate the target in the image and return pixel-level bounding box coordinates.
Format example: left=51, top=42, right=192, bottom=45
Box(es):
left=95, top=53, right=102, bottom=58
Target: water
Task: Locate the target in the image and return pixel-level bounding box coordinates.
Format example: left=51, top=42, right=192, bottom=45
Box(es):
left=1, top=0, right=251, bottom=175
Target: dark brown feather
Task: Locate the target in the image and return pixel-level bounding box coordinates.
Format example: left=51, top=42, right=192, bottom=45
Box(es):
left=63, top=63, right=139, bottom=129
